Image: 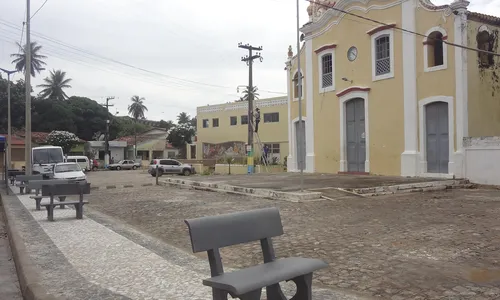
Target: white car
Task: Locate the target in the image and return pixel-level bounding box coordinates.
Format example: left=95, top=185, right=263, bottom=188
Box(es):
left=52, top=162, right=87, bottom=182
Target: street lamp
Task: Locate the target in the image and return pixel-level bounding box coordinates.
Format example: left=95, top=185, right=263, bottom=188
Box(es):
left=0, top=67, right=18, bottom=171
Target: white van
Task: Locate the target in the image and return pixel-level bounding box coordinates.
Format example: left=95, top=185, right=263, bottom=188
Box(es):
left=66, top=156, right=90, bottom=172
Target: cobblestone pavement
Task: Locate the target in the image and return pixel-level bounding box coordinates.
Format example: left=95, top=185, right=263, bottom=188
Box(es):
left=0, top=207, right=22, bottom=300
left=88, top=185, right=500, bottom=299
left=86, top=169, right=155, bottom=186
left=12, top=187, right=353, bottom=300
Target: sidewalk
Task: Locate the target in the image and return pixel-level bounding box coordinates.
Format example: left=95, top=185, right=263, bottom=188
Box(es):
left=0, top=207, right=22, bottom=300
left=4, top=187, right=368, bottom=300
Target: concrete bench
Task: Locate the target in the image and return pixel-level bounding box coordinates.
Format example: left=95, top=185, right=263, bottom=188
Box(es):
left=27, top=180, right=69, bottom=210
left=8, top=170, right=24, bottom=185
left=15, top=175, right=43, bottom=194
left=41, top=183, right=91, bottom=221
left=184, top=207, right=328, bottom=300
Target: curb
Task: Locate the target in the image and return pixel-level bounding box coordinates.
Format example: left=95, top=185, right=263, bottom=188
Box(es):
left=1, top=192, right=62, bottom=300
left=90, top=183, right=154, bottom=190
left=159, top=178, right=323, bottom=202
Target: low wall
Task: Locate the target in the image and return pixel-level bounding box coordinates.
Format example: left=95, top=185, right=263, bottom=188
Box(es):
left=464, top=136, right=500, bottom=185
left=215, top=164, right=285, bottom=175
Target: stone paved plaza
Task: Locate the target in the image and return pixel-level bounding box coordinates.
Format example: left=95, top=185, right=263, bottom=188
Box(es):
left=87, top=181, right=500, bottom=300
left=4, top=170, right=500, bottom=299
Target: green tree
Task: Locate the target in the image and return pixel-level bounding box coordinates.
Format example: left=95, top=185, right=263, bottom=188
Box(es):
left=177, top=112, right=191, bottom=124
left=31, top=98, right=77, bottom=133
left=167, top=123, right=196, bottom=159
left=158, top=119, right=174, bottom=131
left=10, top=42, right=47, bottom=77
left=240, top=86, right=259, bottom=101
left=0, top=77, right=29, bottom=132
left=37, top=69, right=72, bottom=100
left=128, top=95, right=148, bottom=157
left=46, top=130, right=80, bottom=154
left=115, top=117, right=151, bottom=137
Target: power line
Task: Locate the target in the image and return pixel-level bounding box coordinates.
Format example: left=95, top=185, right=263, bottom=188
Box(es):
left=0, top=18, right=287, bottom=95
left=31, top=0, right=48, bottom=20
left=308, top=0, right=500, bottom=57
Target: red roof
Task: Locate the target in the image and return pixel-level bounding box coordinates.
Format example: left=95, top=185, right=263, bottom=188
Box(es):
left=0, top=134, right=26, bottom=145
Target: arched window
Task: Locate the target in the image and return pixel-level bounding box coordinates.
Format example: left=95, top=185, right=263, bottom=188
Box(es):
left=477, top=26, right=494, bottom=67
left=423, top=27, right=448, bottom=72
left=293, top=72, right=302, bottom=99
left=427, top=31, right=444, bottom=67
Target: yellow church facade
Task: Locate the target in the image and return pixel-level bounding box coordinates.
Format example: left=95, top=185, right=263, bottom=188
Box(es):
left=286, top=0, right=500, bottom=177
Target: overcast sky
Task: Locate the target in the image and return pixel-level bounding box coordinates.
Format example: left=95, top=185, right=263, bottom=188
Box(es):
left=0, top=0, right=498, bottom=123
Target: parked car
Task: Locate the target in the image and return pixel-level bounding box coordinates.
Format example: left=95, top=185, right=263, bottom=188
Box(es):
left=66, top=156, right=91, bottom=172
left=52, top=162, right=87, bottom=182
left=148, top=159, right=195, bottom=177
left=108, top=160, right=141, bottom=170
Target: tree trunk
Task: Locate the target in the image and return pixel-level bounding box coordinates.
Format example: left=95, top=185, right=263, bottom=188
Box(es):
left=134, top=120, right=137, bottom=160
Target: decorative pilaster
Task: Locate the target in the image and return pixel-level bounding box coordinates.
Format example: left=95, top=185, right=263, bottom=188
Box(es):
left=450, top=0, right=470, bottom=178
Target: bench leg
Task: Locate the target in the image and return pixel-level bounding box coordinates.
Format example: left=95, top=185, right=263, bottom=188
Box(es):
left=19, top=187, right=24, bottom=194
left=35, top=198, right=42, bottom=211
left=266, top=284, right=287, bottom=300
left=45, top=205, right=54, bottom=222
left=212, top=289, right=228, bottom=300
left=238, top=289, right=261, bottom=300
left=74, top=203, right=84, bottom=219
left=288, top=273, right=313, bottom=300
left=58, top=196, right=66, bottom=209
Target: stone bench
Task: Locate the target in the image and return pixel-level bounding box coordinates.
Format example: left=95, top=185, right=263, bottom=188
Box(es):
left=27, top=179, right=69, bottom=210
left=15, top=175, right=43, bottom=194
left=184, top=207, right=328, bottom=300
left=41, top=182, right=91, bottom=221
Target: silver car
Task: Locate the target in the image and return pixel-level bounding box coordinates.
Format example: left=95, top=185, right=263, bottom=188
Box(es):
left=148, top=159, right=195, bottom=177
left=108, top=160, right=141, bottom=170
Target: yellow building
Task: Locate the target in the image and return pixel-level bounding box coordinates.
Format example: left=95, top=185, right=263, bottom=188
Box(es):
left=286, top=0, right=500, bottom=178
left=193, top=96, right=289, bottom=163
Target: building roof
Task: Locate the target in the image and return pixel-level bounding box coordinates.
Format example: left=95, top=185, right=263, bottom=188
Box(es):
left=468, top=11, right=500, bottom=26
left=0, top=134, right=26, bottom=145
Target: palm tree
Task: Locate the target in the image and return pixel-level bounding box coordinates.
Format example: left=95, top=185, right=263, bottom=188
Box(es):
left=37, top=69, right=72, bottom=100
left=177, top=112, right=191, bottom=124
left=241, top=86, right=259, bottom=101
left=128, top=95, right=148, bottom=158
left=11, top=42, right=47, bottom=77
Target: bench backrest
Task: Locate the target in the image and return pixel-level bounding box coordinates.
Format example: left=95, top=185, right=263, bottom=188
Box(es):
left=41, top=182, right=91, bottom=197
left=28, top=179, right=69, bottom=189
left=184, top=207, right=283, bottom=253
left=8, top=170, right=24, bottom=177
left=15, top=175, right=43, bottom=182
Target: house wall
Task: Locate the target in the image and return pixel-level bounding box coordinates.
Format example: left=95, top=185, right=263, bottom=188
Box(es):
left=196, top=97, right=289, bottom=163
left=467, top=20, right=500, bottom=136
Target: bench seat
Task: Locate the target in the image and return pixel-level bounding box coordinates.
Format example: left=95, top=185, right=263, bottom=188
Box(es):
left=204, top=257, right=327, bottom=296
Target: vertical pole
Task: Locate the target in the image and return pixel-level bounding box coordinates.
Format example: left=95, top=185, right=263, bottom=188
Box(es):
left=247, top=50, right=254, bottom=174
left=296, top=0, right=304, bottom=192
left=7, top=72, right=12, bottom=171
left=155, top=165, right=159, bottom=185
left=25, top=0, right=32, bottom=175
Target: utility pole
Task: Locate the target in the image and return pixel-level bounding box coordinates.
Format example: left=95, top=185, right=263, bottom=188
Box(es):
left=0, top=68, right=16, bottom=171
left=238, top=42, right=263, bottom=174
left=102, top=97, right=114, bottom=167
left=25, top=0, right=32, bottom=175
